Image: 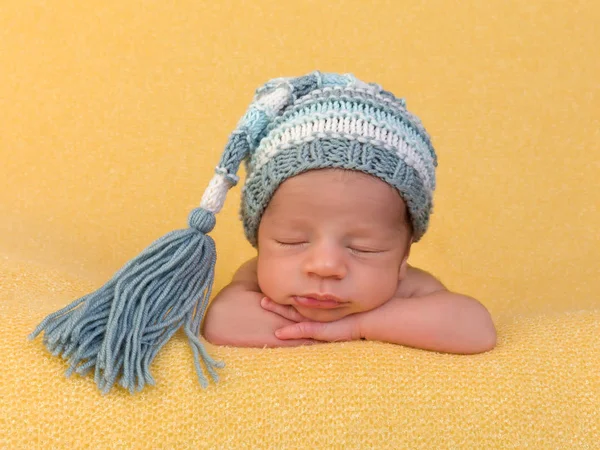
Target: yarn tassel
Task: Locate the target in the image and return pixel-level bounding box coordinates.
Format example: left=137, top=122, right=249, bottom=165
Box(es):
left=29, top=207, right=224, bottom=394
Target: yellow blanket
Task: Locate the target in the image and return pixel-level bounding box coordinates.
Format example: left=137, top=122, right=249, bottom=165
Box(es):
left=1, top=257, right=599, bottom=447
left=1, top=1, right=598, bottom=447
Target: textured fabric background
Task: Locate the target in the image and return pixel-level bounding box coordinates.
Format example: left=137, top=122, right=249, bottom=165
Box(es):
left=1, top=0, right=599, bottom=448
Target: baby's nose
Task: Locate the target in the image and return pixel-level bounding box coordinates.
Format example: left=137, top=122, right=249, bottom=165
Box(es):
left=302, top=243, right=347, bottom=279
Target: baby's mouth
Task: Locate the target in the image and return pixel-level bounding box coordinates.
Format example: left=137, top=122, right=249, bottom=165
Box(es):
left=292, top=294, right=347, bottom=309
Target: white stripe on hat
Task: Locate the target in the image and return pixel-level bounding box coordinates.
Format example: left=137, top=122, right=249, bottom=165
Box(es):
left=248, top=116, right=433, bottom=191
left=200, top=170, right=237, bottom=214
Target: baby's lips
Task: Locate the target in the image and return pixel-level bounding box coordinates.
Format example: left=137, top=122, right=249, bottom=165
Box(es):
left=293, top=295, right=345, bottom=309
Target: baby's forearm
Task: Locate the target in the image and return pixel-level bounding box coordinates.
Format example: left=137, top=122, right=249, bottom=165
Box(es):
left=360, top=291, right=496, bottom=354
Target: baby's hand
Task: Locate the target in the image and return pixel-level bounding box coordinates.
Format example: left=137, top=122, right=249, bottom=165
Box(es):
left=202, top=285, right=315, bottom=348
left=261, top=298, right=363, bottom=342
left=259, top=297, right=308, bottom=323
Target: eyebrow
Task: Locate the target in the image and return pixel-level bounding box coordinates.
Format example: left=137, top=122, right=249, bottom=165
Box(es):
left=264, top=216, right=310, bottom=229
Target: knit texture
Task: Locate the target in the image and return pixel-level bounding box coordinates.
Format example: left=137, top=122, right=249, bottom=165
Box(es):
left=2, top=257, right=599, bottom=448
left=200, top=71, right=437, bottom=245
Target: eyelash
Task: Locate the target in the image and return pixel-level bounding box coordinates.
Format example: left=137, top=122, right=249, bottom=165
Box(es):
left=275, top=241, right=307, bottom=248
left=349, top=248, right=381, bottom=255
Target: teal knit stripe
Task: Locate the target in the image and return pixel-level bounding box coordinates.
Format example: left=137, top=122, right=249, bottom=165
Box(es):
left=235, top=107, right=273, bottom=148
left=214, top=130, right=251, bottom=191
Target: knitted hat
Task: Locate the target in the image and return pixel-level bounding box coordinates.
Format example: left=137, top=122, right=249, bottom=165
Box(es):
left=30, top=71, right=438, bottom=394
left=206, top=71, right=437, bottom=245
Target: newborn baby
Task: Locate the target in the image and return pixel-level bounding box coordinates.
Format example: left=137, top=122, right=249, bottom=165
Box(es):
left=203, top=168, right=496, bottom=353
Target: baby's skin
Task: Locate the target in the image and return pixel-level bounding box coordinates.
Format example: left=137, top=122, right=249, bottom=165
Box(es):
left=203, top=169, right=496, bottom=354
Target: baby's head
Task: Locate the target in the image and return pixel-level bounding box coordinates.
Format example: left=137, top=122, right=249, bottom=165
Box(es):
left=256, top=168, right=413, bottom=322
left=200, top=71, right=437, bottom=319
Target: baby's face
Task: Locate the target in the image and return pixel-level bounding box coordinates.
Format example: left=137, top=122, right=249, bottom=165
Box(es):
left=256, top=169, right=412, bottom=323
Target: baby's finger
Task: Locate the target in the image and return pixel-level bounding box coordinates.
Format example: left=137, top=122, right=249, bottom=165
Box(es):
left=275, top=320, right=359, bottom=342
left=261, top=297, right=306, bottom=322
left=275, top=322, right=324, bottom=340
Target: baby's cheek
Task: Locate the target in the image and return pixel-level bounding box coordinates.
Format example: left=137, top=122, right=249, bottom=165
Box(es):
left=256, top=257, right=289, bottom=300
left=356, top=269, right=399, bottom=309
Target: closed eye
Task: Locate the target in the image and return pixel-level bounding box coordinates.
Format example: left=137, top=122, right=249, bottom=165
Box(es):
left=275, top=240, right=308, bottom=247
left=348, top=247, right=386, bottom=255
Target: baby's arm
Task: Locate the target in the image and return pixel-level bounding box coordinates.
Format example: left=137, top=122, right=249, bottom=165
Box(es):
left=361, top=267, right=496, bottom=353
left=202, top=258, right=313, bottom=348
left=272, top=267, right=497, bottom=354
left=360, top=289, right=496, bottom=354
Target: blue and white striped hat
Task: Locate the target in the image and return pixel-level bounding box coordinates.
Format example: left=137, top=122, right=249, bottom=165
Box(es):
left=30, top=71, right=439, bottom=394
left=201, top=70, right=438, bottom=244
